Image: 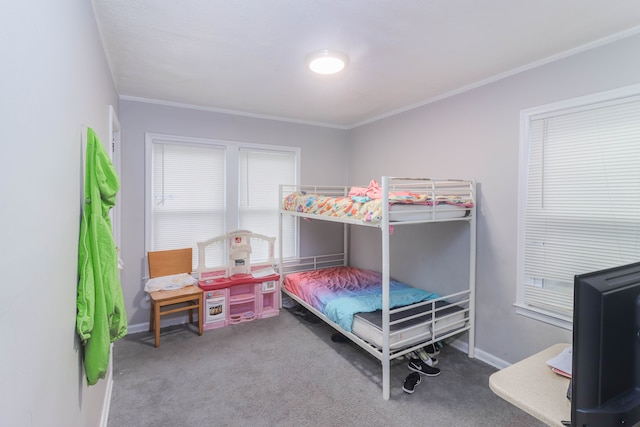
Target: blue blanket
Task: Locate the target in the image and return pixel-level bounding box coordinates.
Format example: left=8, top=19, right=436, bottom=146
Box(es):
left=323, top=280, right=440, bottom=332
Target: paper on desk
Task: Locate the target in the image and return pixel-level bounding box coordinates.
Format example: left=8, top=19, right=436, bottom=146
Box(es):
left=546, top=345, right=572, bottom=376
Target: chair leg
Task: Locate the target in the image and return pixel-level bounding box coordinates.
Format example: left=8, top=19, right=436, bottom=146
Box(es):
left=149, top=301, right=154, bottom=332
left=198, top=296, right=203, bottom=336
left=154, top=304, right=161, bottom=348
left=149, top=296, right=202, bottom=346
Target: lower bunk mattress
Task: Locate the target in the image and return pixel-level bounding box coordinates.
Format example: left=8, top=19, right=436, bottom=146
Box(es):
left=282, top=266, right=468, bottom=350
left=352, top=301, right=467, bottom=351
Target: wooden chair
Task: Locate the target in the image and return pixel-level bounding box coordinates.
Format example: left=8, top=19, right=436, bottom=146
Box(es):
left=147, top=248, right=203, bottom=347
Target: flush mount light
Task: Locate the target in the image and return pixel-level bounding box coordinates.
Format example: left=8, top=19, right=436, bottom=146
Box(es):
left=306, top=50, right=349, bottom=75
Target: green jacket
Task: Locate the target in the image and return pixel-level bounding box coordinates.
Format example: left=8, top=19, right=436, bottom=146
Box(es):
left=76, top=128, right=127, bottom=385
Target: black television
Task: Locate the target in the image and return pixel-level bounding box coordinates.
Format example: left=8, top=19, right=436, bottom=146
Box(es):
left=572, top=261, right=640, bottom=427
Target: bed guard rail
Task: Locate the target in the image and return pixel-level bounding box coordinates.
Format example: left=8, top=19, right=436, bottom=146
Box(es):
left=279, top=253, right=346, bottom=276
left=279, top=178, right=475, bottom=200
left=279, top=178, right=475, bottom=225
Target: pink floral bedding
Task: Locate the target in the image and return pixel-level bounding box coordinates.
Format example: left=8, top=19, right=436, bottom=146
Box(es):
left=282, top=180, right=473, bottom=223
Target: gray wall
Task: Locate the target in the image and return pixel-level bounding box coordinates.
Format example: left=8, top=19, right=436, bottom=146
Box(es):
left=1, top=1, right=119, bottom=425
left=347, top=33, right=640, bottom=365
left=118, top=100, right=349, bottom=327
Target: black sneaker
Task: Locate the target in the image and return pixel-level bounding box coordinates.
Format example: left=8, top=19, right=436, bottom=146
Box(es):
left=416, top=348, right=438, bottom=366
left=403, top=372, right=422, bottom=394
left=408, top=358, right=441, bottom=377
left=425, top=342, right=441, bottom=357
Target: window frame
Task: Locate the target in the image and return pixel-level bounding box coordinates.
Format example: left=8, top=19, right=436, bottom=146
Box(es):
left=516, top=83, right=640, bottom=330
left=144, top=132, right=300, bottom=266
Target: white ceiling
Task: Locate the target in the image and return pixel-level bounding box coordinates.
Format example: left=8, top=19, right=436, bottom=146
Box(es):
left=92, top=0, right=640, bottom=128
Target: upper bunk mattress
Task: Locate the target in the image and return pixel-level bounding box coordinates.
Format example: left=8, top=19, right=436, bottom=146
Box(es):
left=282, top=180, right=473, bottom=223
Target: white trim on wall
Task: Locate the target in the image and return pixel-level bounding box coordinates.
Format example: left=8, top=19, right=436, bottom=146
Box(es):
left=122, top=95, right=350, bottom=130
left=352, top=25, right=640, bottom=128
left=100, top=343, right=115, bottom=427
left=109, top=105, right=122, bottom=251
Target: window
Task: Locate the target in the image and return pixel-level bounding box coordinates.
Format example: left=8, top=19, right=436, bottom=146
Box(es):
left=517, top=85, right=640, bottom=328
left=146, top=133, right=299, bottom=269
left=239, top=149, right=297, bottom=262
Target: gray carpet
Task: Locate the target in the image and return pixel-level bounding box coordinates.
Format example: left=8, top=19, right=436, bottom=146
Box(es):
left=108, top=309, right=545, bottom=427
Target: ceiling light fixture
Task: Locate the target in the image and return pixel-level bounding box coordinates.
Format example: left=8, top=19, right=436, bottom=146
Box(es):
left=306, top=50, right=349, bottom=75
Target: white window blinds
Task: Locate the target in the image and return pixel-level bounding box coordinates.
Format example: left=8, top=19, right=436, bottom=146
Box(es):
left=521, top=93, right=640, bottom=320
left=239, top=148, right=297, bottom=262
left=147, top=134, right=299, bottom=270
left=151, top=141, right=226, bottom=263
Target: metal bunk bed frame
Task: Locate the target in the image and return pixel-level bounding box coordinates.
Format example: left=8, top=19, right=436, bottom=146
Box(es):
left=278, top=176, right=476, bottom=400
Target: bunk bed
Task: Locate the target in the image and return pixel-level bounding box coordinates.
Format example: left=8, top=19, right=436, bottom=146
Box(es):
left=278, top=176, right=476, bottom=400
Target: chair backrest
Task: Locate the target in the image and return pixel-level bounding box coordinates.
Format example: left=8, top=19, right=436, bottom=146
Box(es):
left=148, top=248, right=192, bottom=279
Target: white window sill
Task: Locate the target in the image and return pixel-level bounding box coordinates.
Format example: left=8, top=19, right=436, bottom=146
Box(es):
left=514, top=303, right=573, bottom=331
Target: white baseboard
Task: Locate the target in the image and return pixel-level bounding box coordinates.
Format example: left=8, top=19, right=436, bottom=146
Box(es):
left=126, top=316, right=188, bottom=335
left=447, top=338, right=511, bottom=370
left=100, top=374, right=113, bottom=427
left=101, top=343, right=115, bottom=427
left=473, top=347, right=511, bottom=370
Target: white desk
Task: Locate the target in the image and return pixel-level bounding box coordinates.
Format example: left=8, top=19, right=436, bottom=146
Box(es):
left=489, top=343, right=571, bottom=427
